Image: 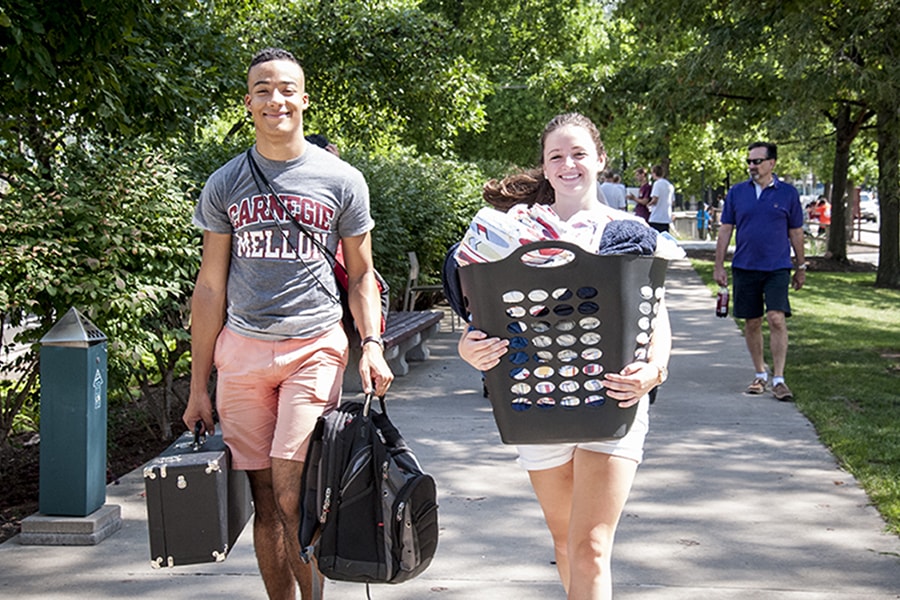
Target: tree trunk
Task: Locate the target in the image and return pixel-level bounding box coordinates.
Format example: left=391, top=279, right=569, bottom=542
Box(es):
left=24, top=116, right=55, bottom=180
left=827, top=105, right=853, bottom=261
left=876, top=99, right=900, bottom=288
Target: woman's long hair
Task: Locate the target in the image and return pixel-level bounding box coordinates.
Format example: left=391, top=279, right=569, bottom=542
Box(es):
left=482, top=113, right=605, bottom=212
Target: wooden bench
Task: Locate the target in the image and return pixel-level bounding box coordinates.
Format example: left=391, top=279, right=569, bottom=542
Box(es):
left=403, top=251, right=443, bottom=311
left=342, top=310, right=444, bottom=392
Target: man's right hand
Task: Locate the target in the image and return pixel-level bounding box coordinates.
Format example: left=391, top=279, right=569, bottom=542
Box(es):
left=183, top=390, right=215, bottom=436
left=713, top=264, right=728, bottom=287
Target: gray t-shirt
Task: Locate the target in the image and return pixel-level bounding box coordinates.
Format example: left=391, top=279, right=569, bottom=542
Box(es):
left=193, top=145, right=374, bottom=340
left=599, top=181, right=627, bottom=210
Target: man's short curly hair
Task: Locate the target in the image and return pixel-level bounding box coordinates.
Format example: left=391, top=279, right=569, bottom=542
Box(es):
left=248, top=47, right=300, bottom=74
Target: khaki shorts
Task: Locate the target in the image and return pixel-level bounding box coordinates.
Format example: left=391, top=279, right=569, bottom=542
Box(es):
left=515, top=395, right=650, bottom=471
left=214, top=325, right=348, bottom=470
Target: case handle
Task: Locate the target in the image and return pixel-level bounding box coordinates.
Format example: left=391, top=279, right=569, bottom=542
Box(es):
left=192, top=421, right=205, bottom=451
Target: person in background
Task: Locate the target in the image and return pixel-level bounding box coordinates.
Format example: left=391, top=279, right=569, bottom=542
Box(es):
left=613, top=172, right=628, bottom=211
left=599, top=169, right=627, bottom=211
left=648, top=164, right=674, bottom=232
left=805, top=199, right=818, bottom=227
left=814, top=195, right=831, bottom=237
left=710, top=193, right=723, bottom=239
left=696, top=201, right=711, bottom=240
left=305, top=133, right=340, bottom=157
left=628, top=167, right=652, bottom=223
left=458, top=113, right=672, bottom=600
left=713, top=141, right=805, bottom=402
left=183, top=47, right=393, bottom=599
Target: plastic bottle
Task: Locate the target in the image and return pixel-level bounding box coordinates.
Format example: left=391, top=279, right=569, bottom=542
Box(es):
left=716, top=286, right=729, bottom=318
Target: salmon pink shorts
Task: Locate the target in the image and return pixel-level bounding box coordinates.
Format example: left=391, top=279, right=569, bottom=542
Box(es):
left=213, top=325, right=348, bottom=470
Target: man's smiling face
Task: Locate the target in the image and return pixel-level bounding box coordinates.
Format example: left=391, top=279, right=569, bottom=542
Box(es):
left=244, top=59, right=309, bottom=140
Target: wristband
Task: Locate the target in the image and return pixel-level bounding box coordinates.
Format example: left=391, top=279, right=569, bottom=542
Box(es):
left=361, top=335, right=385, bottom=350
left=796, top=263, right=808, bottom=271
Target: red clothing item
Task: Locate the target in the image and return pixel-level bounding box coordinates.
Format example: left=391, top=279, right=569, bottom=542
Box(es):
left=815, top=202, right=831, bottom=226
left=634, top=182, right=651, bottom=222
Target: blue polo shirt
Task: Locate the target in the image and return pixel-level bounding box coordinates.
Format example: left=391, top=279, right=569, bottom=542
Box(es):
left=722, top=175, right=803, bottom=272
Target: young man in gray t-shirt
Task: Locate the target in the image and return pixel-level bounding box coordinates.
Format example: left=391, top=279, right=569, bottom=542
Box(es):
left=183, top=47, right=393, bottom=599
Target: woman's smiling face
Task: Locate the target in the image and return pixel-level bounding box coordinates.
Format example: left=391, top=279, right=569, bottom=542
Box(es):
left=542, top=124, right=606, bottom=201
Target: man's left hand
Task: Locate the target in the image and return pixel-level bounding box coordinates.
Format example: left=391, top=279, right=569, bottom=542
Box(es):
left=359, top=343, right=394, bottom=396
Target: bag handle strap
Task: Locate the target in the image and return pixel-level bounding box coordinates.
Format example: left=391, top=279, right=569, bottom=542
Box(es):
left=361, top=393, right=388, bottom=418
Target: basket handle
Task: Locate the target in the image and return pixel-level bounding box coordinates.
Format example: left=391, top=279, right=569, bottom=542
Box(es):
left=504, top=240, right=590, bottom=268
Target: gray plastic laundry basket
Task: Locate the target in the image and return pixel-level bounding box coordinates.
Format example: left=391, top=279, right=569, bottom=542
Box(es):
left=458, top=241, right=668, bottom=444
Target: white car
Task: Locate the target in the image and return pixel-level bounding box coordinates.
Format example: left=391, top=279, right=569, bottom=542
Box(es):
left=858, top=192, right=878, bottom=222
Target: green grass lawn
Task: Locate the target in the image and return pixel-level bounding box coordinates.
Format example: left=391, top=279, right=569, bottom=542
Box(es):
left=691, top=259, right=900, bottom=536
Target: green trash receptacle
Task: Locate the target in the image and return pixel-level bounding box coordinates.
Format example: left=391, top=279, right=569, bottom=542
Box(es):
left=38, top=307, right=108, bottom=517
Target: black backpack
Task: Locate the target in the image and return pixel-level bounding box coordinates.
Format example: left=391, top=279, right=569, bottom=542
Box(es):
left=440, top=241, right=469, bottom=322
left=299, top=394, right=439, bottom=588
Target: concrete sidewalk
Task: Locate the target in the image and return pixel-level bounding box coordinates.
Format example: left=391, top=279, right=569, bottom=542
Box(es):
left=1, top=259, right=898, bottom=599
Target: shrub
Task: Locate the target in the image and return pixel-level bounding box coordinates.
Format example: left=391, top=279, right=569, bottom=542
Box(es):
left=0, top=141, right=200, bottom=443
left=343, top=147, right=488, bottom=307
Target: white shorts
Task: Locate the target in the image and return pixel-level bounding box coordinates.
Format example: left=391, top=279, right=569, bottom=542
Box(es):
left=515, top=396, right=650, bottom=471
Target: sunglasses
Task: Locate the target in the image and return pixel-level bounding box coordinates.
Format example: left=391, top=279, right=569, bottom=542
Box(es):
left=746, top=158, right=770, bottom=165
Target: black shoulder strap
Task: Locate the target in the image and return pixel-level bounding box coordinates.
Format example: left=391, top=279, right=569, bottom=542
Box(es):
left=245, top=148, right=342, bottom=265
left=244, top=148, right=344, bottom=305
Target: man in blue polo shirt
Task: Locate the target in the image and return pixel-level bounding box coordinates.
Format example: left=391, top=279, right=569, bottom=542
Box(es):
left=714, top=142, right=806, bottom=401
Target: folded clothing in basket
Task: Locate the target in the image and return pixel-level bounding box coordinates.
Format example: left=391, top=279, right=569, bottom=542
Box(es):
left=455, top=204, right=575, bottom=265
left=455, top=204, right=684, bottom=267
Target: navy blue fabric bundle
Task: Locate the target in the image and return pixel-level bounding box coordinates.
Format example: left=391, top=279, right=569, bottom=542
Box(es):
left=597, top=219, right=658, bottom=256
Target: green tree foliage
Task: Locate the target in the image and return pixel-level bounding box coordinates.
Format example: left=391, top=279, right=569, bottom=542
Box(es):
left=0, top=142, right=200, bottom=443
left=0, top=0, right=240, bottom=180
left=234, top=0, right=490, bottom=156
left=607, top=1, right=784, bottom=197
left=0, top=0, right=245, bottom=443
left=342, top=145, right=489, bottom=301
left=855, top=2, right=900, bottom=287
left=613, top=0, right=900, bottom=279
left=429, top=0, right=613, bottom=166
